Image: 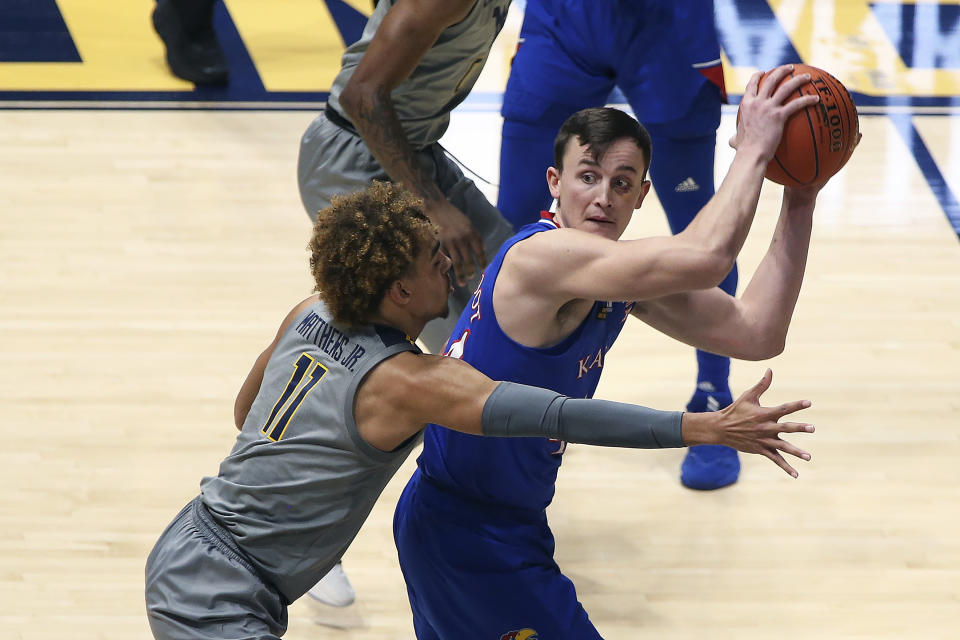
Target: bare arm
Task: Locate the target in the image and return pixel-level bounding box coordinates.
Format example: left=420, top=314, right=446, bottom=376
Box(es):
left=233, top=296, right=320, bottom=430
left=631, top=187, right=819, bottom=360
left=355, top=354, right=813, bottom=477
left=353, top=352, right=496, bottom=448
left=507, top=66, right=821, bottom=306
left=337, top=0, right=486, bottom=284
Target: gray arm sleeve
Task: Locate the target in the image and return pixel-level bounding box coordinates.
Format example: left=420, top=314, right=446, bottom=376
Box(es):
left=481, top=381, right=685, bottom=449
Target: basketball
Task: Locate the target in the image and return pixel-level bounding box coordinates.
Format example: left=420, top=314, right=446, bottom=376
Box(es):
left=748, top=64, right=860, bottom=187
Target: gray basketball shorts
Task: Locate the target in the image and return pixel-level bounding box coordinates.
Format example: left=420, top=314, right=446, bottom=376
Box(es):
left=144, top=497, right=288, bottom=640
left=297, top=112, right=515, bottom=353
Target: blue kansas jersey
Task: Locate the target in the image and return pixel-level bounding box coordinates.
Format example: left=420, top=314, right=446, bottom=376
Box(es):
left=418, top=213, right=633, bottom=512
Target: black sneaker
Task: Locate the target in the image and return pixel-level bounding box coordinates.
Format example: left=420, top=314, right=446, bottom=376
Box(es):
left=152, top=0, right=229, bottom=86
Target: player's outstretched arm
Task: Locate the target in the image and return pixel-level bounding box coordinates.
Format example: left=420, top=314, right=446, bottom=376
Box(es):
left=356, top=354, right=813, bottom=477
left=337, top=0, right=486, bottom=285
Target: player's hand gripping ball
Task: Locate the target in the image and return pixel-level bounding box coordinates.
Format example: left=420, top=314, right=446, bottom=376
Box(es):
left=742, top=64, right=860, bottom=187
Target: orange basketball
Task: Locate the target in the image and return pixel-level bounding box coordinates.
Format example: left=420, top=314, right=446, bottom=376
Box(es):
left=748, top=64, right=859, bottom=187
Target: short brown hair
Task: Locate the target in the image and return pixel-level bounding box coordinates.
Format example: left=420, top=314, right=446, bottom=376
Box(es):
left=553, top=107, right=652, bottom=179
left=308, top=182, right=436, bottom=327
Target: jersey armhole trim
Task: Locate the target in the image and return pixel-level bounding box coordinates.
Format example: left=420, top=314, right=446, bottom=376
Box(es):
left=342, top=342, right=423, bottom=463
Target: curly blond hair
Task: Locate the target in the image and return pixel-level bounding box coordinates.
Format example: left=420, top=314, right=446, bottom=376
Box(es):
left=309, top=182, right=437, bottom=327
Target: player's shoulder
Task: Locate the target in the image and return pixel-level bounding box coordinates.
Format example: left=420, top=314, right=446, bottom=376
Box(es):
left=505, top=225, right=605, bottom=272
left=277, top=295, right=322, bottom=337
left=356, top=350, right=429, bottom=408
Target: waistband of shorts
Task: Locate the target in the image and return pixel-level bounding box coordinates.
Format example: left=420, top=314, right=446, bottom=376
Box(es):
left=189, top=497, right=289, bottom=605
left=324, top=105, right=357, bottom=135
left=324, top=104, right=435, bottom=153
left=415, top=472, right=548, bottom=526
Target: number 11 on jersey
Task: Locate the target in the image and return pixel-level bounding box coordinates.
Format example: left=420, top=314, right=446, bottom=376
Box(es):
left=261, top=353, right=328, bottom=441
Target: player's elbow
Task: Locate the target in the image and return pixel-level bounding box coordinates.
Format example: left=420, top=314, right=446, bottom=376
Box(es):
left=685, top=249, right=735, bottom=290
left=736, top=333, right=786, bottom=361
left=706, top=244, right=738, bottom=287
left=337, top=82, right=363, bottom=119
left=338, top=79, right=386, bottom=122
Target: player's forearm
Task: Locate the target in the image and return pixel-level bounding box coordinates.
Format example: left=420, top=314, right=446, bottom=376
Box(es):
left=737, top=189, right=816, bottom=357
left=481, top=382, right=685, bottom=448
left=339, top=84, right=446, bottom=204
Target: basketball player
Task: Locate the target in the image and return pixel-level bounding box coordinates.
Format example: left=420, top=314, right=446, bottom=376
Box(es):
left=394, top=68, right=854, bottom=638
left=143, top=182, right=815, bottom=640
left=297, top=0, right=517, bottom=602
left=497, top=0, right=741, bottom=490
left=297, top=0, right=516, bottom=354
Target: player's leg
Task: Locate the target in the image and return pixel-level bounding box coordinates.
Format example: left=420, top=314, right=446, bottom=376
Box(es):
left=498, top=0, right=615, bottom=229
left=613, top=0, right=740, bottom=488
left=151, top=0, right=228, bottom=85
left=394, top=501, right=442, bottom=640
left=394, top=472, right=602, bottom=639
left=625, top=79, right=741, bottom=489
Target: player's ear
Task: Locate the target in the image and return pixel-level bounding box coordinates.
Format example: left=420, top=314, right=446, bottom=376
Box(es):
left=546, top=166, right=561, bottom=200
left=385, top=279, right=412, bottom=308
left=634, top=179, right=651, bottom=209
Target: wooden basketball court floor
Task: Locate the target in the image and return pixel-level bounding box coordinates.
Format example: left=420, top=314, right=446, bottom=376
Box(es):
left=1, top=1, right=958, bottom=638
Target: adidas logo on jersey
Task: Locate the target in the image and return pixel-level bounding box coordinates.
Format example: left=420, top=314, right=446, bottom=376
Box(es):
left=674, top=177, right=700, bottom=192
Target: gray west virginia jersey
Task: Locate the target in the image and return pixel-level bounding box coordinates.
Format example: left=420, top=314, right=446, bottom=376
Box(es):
left=328, top=0, right=512, bottom=148
left=297, top=0, right=516, bottom=353
left=146, top=301, right=420, bottom=638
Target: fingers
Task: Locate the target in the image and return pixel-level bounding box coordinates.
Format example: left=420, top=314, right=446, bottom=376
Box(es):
left=773, top=420, right=815, bottom=434
left=457, top=254, right=475, bottom=285
left=743, top=368, right=773, bottom=401
left=769, top=399, right=812, bottom=420
left=444, top=241, right=470, bottom=287
left=757, top=64, right=794, bottom=98
left=771, top=72, right=811, bottom=104
left=448, top=231, right=486, bottom=286
left=852, top=131, right=863, bottom=151
left=744, top=70, right=763, bottom=97
left=762, top=449, right=799, bottom=478
left=773, top=438, right=812, bottom=462
left=444, top=228, right=486, bottom=286
left=469, top=230, right=487, bottom=269
left=780, top=92, right=820, bottom=118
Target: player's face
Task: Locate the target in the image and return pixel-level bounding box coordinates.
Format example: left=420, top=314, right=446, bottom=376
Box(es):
left=547, top=137, right=651, bottom=240
left=408, top=236, right=454, bottom=321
